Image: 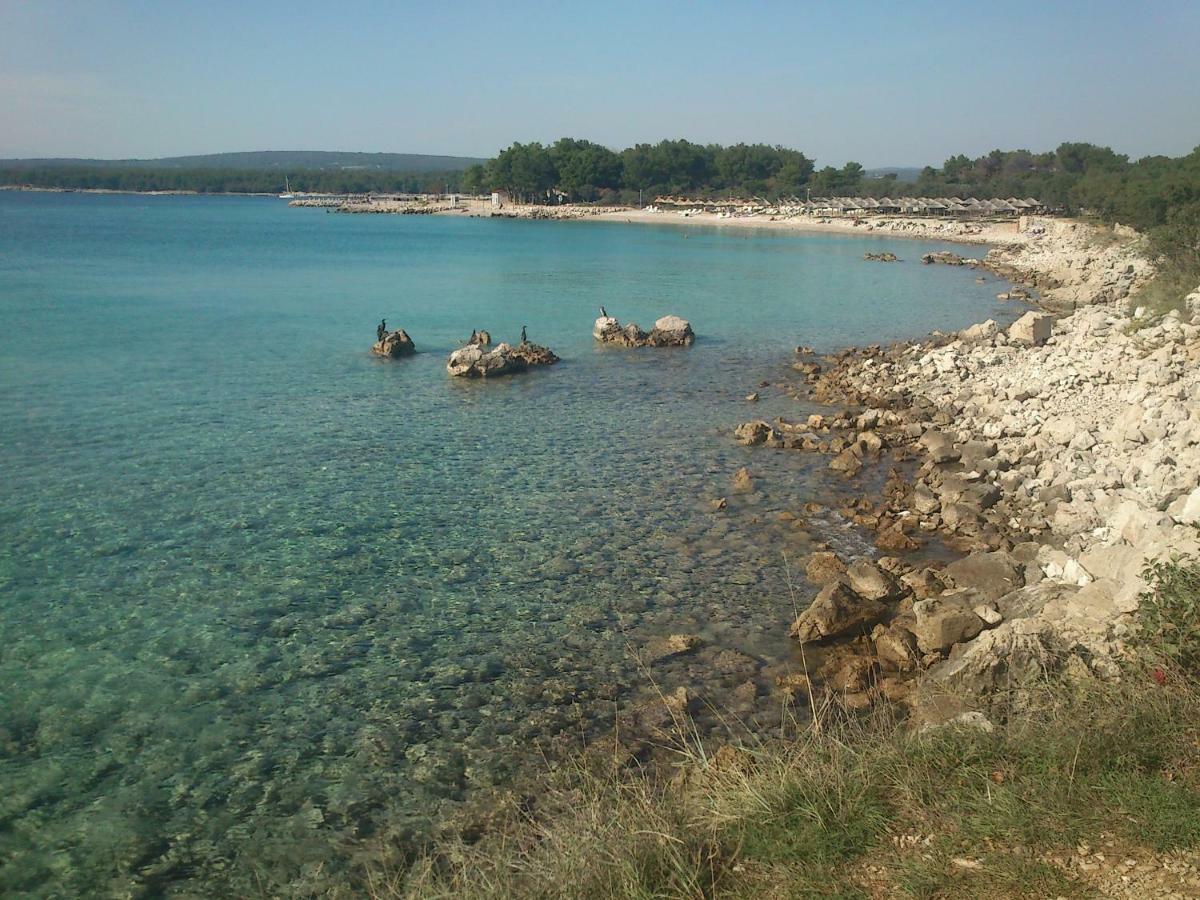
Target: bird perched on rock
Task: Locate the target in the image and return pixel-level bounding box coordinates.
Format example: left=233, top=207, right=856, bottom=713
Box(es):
left=520, top=325, right=528, bottom=344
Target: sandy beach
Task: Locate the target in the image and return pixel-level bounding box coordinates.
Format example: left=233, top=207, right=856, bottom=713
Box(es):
left=586, top=206, right=1026, bottom=245
left=299, top=193, right=1032, bottom=247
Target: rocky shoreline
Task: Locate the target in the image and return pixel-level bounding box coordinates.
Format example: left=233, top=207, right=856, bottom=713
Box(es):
left=736, top=217, right=1200, bottom=725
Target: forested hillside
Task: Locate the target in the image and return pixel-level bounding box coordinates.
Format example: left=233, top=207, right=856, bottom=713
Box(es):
left=0, top=167, right=468, bottom=195
left=1, top=150, right=484, bottom=172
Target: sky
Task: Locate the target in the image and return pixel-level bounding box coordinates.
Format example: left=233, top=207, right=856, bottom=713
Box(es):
left=2, top=0, right=1198, bottom=168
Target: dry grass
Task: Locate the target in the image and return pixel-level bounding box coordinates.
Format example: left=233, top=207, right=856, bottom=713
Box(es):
left=361, top=561, right=1200, bottom=899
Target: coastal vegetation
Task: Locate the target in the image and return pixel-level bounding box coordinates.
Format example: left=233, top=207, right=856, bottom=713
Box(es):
left=0, top=165, right=469, bottom=196
left=457, top=139, right=831, bottom=202
left=0, top=150, right=486, bottom=171
left=465, top=137, right=1200, bottom=312
left=0, top=150, right=487, bottom=196
left=374, top=558, right=1200, bottom=899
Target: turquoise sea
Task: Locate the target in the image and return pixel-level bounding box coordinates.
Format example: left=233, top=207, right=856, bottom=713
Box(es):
left=0, top=192, right=1021, bottom=895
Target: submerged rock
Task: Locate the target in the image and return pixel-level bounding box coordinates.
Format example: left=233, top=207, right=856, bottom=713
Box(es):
left=805, top=551, right=847, bottom=586
left=872, top=623, right=921, bottom=672
left=644, top=633, right=702, bottom=664
left=372, top=329, right=415, bottom=358
left=446, top=342, right=528, bottom=378
left=734, top=420, right=776, bottom=446
left=846, top=559, right=901, bottom=602
left=940, top=551, right=1024, bottom=603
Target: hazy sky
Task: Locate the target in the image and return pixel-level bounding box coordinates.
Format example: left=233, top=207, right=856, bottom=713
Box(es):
left=2, top=0, right=1197, bottom=167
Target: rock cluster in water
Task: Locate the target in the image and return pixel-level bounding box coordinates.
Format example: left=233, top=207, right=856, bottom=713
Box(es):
left=921, top=250, right=983, bottom=267
left=593, top=314, right=695, bottom=347
left=447, top=342, right=525, bottom=377
left=863, top=251, right=899, bottom=262
left=372, top=329, right=415, bottom=358
left=446, top=340, right=560, bottom=377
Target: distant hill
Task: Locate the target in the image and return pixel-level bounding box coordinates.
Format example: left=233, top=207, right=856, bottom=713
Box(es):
left=0, top=151, right=486, bottom=173
left=864, top=167, right=923, bottom=183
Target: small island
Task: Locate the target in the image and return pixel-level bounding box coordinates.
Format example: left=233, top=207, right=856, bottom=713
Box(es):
left=593, top=313, right=695, bottom=347
left=371, top=327, right=415, bottom=358
left=446, top=333, right=560, bottom=377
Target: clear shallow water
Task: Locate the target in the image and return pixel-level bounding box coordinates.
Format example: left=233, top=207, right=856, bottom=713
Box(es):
left=0, top=193, right=1019, bottom=895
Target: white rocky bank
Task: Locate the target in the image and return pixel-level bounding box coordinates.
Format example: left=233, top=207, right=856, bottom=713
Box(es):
left=866, top=219, right=1199, bottom=682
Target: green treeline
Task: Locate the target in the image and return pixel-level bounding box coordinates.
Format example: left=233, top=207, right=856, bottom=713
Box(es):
left=913, top=144, right=1200, bottom=303
left=464, top=138, right=1199, bottom=229
left=458, top=139, right=857, bottom=202
left=913, top=144, right=1200, bottom=231
left=466, top=139, right=1199, bottom=294
left=0, top=167, right=467, bottom=195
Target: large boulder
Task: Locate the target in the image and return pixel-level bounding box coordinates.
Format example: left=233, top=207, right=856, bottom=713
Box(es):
left=911, top=591, right=987, bottom=654
left=446, top=342, right=528, bottom=378
left=940, top=551, right=1024, bottom=603
left=1008, top=311, right=1053, bottom=346
left=829, top=446, right=864, bottom=475
left=1167, top=486, right=1200, bottom=525
left=789, top=582, right=887, bottom=644
left=647, top=315, right=695, bottom=347
left=845, top=559, right=902, bottom=602
left=592, top=316, right=622, bottom=341
left=372, top=329, right=415, bottom=358
left=918, top=429, right=960, bottom=464
left=930, top=617, right=1056, bottom=696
